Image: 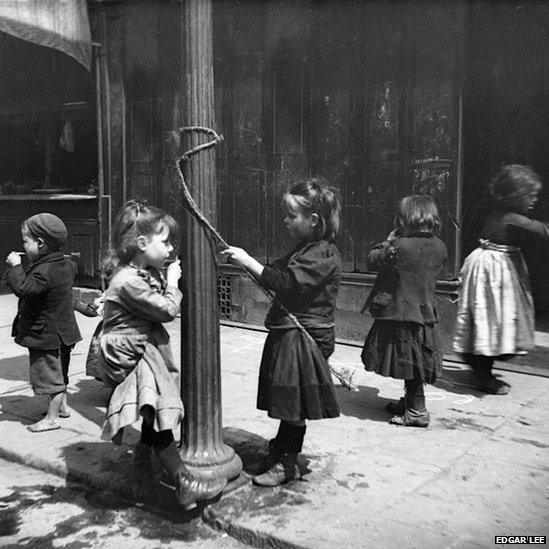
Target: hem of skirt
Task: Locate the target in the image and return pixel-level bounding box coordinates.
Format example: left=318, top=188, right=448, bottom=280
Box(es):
left=453, top=347, right=533, bottom=357
left=258, top=406, right=340, bottom=421
left=362, top=368, right=438, bottom=384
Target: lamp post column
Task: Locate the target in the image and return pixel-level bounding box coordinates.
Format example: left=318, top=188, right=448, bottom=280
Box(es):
left=178, top=0, right=242, bottom=483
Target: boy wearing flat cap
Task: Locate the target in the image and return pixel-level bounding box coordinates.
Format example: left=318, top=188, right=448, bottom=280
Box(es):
left=5, top=213, right=82, bottom=432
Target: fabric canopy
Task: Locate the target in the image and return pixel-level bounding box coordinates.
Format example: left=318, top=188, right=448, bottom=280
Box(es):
left=0, top=0, right=91, bottom=70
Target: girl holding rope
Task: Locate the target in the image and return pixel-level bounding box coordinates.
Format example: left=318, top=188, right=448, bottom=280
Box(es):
left=223, top=177, right=341, bottom=487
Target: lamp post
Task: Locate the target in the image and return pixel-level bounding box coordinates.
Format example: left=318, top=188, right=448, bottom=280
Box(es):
left=178, top=0, right=242, bottom=484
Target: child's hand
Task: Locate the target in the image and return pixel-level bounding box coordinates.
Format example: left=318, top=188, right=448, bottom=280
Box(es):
left=167, top=258, right=182, bottom=287
left=6, top=251, right=22, bottom=267
left=221, top=246, right=251, bottom=268
left=222, top=246, right=265, bottom=278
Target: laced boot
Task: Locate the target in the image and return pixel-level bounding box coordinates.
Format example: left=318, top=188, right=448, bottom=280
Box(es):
left=389, top=408, right=430, bottom=427
left=253, top=452, right=301, bottom=487
left=469, top=356, right=510, bottom=395
left=474, top=375, right=510, bottom=395
left=256, top=438, right=282, bottom=474
left=389, top=380, right=430, bottom=427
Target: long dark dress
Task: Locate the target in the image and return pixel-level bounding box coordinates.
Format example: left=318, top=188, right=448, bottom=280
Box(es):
left=256, top=239, right=341, bottom=422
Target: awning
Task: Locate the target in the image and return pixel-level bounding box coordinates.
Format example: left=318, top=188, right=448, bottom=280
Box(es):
left=0, top=0, right=91, bottom=70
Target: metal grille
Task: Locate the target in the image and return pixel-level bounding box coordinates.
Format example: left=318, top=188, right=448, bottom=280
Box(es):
left=218, top=276, right=232, bottom=319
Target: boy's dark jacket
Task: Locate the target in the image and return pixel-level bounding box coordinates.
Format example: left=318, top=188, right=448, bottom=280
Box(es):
left=362, top=234, right=447, bottom=324
left=6, top=251, right=82, bottom=349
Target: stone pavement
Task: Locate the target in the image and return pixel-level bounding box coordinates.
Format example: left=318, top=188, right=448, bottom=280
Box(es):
left=0, top=292, right=547, bottom=548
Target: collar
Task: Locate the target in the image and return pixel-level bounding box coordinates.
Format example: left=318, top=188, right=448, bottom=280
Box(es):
left=26, top=250, right=65, bottom=272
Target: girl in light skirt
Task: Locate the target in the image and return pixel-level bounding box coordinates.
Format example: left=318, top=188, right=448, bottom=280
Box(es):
left=454, top=165, right=549, bottom=394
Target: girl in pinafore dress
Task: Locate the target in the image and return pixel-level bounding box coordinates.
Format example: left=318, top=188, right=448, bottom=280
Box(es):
left=223, top=178, right=341, bottom=486
left=453, top=165, right=549, bottom=394
left=361, top=195, right=447, bottom=427
left=99, top=199, right=225, bottom=508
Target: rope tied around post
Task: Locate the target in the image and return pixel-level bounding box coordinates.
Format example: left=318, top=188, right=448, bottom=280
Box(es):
left=173, top=126, right=358, bottom=392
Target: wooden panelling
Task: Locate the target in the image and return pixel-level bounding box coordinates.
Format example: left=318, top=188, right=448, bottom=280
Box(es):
left=214, top=0, right=464, bottom=274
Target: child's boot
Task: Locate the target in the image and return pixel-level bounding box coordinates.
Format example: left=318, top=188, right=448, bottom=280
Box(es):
left=257, top=421, right=287, bottom=474
left=389, top=380, right=430, bottom=427
left=470, top=356, right=510, bottom=395
left=253, top=423, right=304, bottom=487
left=253, top=452, right=301, bottom=487
left=257, top=437, right=282, bottom=474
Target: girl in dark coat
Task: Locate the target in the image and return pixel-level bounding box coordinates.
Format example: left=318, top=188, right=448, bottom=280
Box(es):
left=223, top=177, right=342, bottom=486
left=361, top=195, right=447, bottom=427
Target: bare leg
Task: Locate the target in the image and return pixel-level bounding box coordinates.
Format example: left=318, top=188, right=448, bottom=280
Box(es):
left=59, top=392, right=70, bottom=417
left=28, top=391, right=64, bottom=432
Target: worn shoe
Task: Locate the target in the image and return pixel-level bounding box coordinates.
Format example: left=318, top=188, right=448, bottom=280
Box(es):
left=475, top=376, right=510, bottom=395
left=256, top=438, right=282, bottom=474
left=385, top=398, right=406, bottom=415
left=388, top=408, right=430, bottom=428
left=253, top=453, right=301, bottom=487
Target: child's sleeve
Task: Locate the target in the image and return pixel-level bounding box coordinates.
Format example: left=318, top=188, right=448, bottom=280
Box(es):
left=5, top=265, right=49, bottom=297
left=117, top=276, right=182, bottom=323
left=261, top=245, right=339, bottom=296
left=507, top=214, right=549, bottom=243
left=366, top=240, right=397, bottom=272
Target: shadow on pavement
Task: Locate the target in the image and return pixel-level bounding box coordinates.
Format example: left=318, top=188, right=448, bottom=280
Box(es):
left=223, top=426, right=313, bottom=478
left=0, top=394, right=43, bottom=425
left=435, top=362, right=494, bottom=398
left=69, top=378, right=111, bottom=428
left=336, top=385, right=395, bottom=421
left=0, top=355, right=29, bottom=382
left=60, top=439, right=207, bottom=523
left=223, top=426, right=268, bottom=475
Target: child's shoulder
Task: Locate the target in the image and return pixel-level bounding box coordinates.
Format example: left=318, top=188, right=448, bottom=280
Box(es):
left=106, top=265, right=144, bottom=294
left=108, top=265, right=135, bottom=285
left=396, top=235, right=447, bottom=256
left=500, top=211, right=531, bottom=225
left=293, top=240, right=341, bottom=267
left=301, top=239, right=340, bottom=257
left=108, top=265, right=163, bottom=293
